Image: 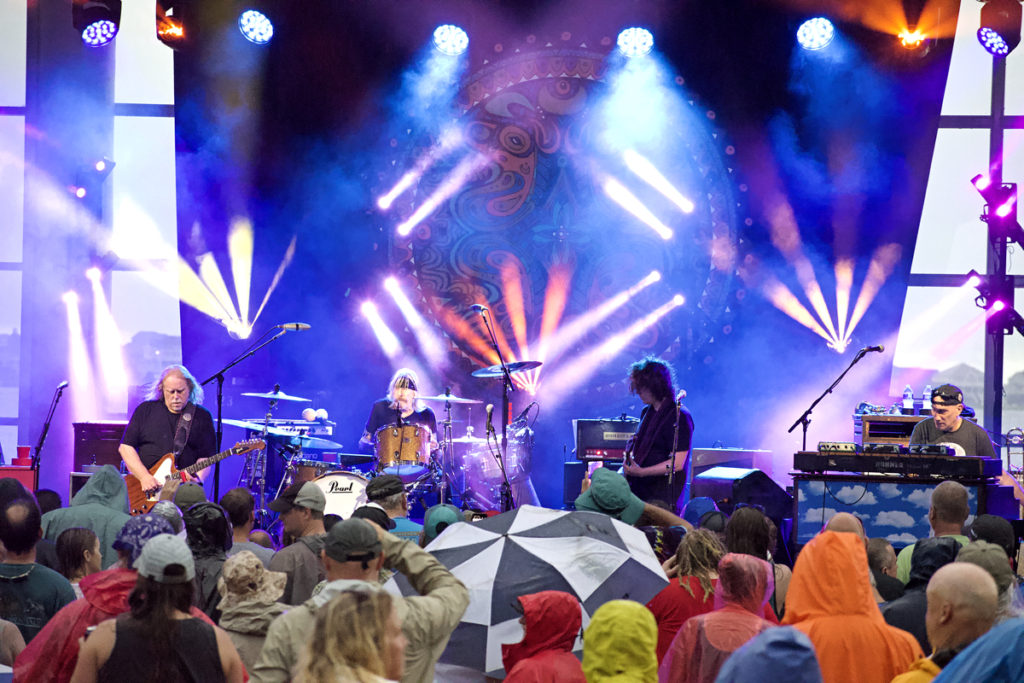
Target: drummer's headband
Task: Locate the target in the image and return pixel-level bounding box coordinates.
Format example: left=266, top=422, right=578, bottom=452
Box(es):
left=394, top=376, right=417, bottom=391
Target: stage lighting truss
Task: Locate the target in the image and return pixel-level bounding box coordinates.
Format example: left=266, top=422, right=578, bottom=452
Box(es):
left=239, top=9, right=274, bottom=45
left=73, top=0, right=122, bottom=47
left=978, top=0, right=1023, bottom=56
left=797, top=17, right=835, bottom=51
left=973, top=175, right=1023, bottom=245
left=968, top=269, right=1024, bottom=335
left=616, top=27, right=655, bottom=57
left=432, top=24, right=469, bottom=56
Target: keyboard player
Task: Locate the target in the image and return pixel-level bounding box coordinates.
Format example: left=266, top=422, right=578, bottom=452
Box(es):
left=908, top=384, right=997, bottom=459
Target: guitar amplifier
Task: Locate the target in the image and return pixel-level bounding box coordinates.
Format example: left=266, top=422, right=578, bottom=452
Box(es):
left=574, top=419, right=639, bottom=460
left=73, top=421, right=127, bottom=471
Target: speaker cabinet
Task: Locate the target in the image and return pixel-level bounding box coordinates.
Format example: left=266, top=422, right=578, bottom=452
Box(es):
left=692, top=466, right=793, bottom=523
left=73, top=421, right=127, bottom=471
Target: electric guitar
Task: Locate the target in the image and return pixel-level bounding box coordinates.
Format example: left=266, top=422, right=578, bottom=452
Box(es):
left=125, top=439, right=264, bottom=515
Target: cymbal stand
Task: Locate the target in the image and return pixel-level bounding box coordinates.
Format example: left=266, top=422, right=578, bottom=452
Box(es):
left=436, top=389, right=455, bottom=505
left=476, top=308, right=515, bottom=511
left=251, top=396, right=277, bottom=528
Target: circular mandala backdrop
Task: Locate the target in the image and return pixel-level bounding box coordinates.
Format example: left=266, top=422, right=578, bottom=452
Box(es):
left=387, top=47, right=745, bottom=390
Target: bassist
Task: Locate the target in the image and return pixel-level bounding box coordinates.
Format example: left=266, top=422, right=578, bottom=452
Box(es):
left=119, top=365, right=216, bottom=493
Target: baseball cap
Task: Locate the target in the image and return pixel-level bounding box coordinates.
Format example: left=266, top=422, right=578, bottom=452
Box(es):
left=423, top=504, right=464, bottom=543
left=957, top=541, right=1015, bottom=594
left=931, top=384, right=964, bottom=406
left=966, top=514, right=1016, bottom=558
left=324, top=518, right=382, bottom=564
left=574, top=467, right=646, bottom=525
left=134, top=533, right=195, bottom=584
left=268, top=481, right=327, bottom=514
left=351, top=503, right=397, bottom=530
left=174, top=482, right=207, bottom=511
left=365, top=475, right=405, bottom=502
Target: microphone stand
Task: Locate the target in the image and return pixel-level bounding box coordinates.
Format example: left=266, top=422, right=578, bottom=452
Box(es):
left=201, top=326, right=289, bottom=500
left=788, top=348, right=871, bottom=452
left=31, top=382, right=68, bottom=481
left=477, top=308, right=515, bottom=511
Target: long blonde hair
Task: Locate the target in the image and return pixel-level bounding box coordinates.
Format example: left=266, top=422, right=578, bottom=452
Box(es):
left=675, top=528, right=726, bottom=600
left=295, top=589, right=399, bottom=683
left=147, top=364, right=204, bottom=404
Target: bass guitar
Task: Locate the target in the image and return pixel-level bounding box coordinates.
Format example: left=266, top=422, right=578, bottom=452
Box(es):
left=125, top=439, right=264, bottom=515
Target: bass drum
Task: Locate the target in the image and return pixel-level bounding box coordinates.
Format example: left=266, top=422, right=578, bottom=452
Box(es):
left=458, top=426, right=538, bottom=510
left=312, top=471, right=369, bottom=520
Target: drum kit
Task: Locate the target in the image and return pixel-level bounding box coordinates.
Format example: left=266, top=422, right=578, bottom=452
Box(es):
left=227, top=361, right=541, bottom=525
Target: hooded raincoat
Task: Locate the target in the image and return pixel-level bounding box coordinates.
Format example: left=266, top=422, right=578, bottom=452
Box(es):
left=880, top=536, right=961, bottom=653
left=40, top=465, right=131, bottom=569
left=659, top=554, right=775, bottom=683
left=184, top=502, right=233, bottom=620
left=12, top=567, right=216, bottom=683
left=501, top=590, right=585, bottom=682
left=931, top=617, right=1024, bottom=682
left=582, top=600, right=658, bottom=683
left=782, top=531, right=923, bottom=683
left=713, top=626, right=823, bottom=683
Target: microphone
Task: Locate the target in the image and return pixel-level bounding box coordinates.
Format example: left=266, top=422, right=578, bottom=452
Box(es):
left=485, top=404, right=495, bottom=434
left=675, top=389, right=687, bottom=402
left=470, top=304, right=488, bottom=313
left=277, top=322, right=312, bottom=331
left=57, top=381, right=69, bottom=390
left=862, top=345, right=884, bottom=354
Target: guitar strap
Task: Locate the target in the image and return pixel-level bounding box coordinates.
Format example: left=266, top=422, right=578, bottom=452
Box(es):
left=172, top=403, right=197, bottom=459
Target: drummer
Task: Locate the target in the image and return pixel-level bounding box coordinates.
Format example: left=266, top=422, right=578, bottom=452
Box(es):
left=359, top=368, right=439, bottom=452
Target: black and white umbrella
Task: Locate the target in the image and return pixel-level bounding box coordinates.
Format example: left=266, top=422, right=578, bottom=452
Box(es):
left=384, top=505, right=668, bottom=677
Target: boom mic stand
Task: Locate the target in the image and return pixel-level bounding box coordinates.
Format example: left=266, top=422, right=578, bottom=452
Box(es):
left=31, top=381, right=68, bottom=485
left=201, top=326, right=289, bottom=500
left=788, top=347, right=873, bottom=452
left=476, top=307, right=515, bottom=511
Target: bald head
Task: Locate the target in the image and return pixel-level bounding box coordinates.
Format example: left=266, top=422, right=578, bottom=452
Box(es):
left=825, top=513, right=866, bottom=543
left=929, top=481, right=969, bottom=534
left=925, top=562, right=998, bottom=654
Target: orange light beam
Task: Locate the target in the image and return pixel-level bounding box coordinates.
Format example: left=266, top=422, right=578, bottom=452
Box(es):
left=500, top=262, right=530, bottom=360
left=763, top=277, right=833, bottom=343
left=835, top=259, right=854, bottom=343
left=844, top=243, right=903, bottom=343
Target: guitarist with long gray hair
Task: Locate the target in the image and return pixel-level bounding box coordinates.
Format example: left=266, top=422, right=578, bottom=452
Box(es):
left=119, top=365, right=216, bottom=499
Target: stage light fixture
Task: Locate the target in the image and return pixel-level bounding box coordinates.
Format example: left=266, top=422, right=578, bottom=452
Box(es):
left=797, top=17, right=835, bottom=51
left=238, top=9, right=274, bottom=45
left=62, top=291, right=79, bottom=305
left=73, top=0, right=122, bottom=47
left=432, top=24, right=469, bottom=56
left=616, top=27, right=654, bottom=57
left=73, top=186, right=87, bottom=199
left=156, top=1, right=188, bottom=50
left=898, top=29, right=926, bottom=49
left=972, top=173, right=993, bottom=193
left=978, top=0, right=1022, bottom=56
left=85, top=267, right=102, bottom=282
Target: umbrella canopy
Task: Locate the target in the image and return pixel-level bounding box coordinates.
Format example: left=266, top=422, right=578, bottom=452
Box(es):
left=384, top=505, right=668, bottom=677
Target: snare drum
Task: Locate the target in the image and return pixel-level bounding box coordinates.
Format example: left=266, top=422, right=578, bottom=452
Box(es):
left=312, top=471, right=369, bottom=519
left=293, top=458, right=338, bottom=483
left=374, top=424, right=432, bottom=480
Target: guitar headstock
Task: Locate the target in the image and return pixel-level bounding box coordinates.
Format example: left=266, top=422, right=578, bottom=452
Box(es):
left=235, top=439, right=266, bottom=454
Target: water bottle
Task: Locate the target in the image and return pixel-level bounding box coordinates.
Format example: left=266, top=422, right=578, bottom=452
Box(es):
left=922, top=385, right=933, bottom=415
left=902, top=385, right=914, bottom=414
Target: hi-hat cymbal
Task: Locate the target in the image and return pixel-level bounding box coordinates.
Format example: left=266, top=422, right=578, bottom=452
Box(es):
left=450, top=435, right=487, bottom=444
left=418, top=394, right=482, bottom=404
left=471, top=361, right=542, bottom=378
left=241, top=389, right=311, bottom=402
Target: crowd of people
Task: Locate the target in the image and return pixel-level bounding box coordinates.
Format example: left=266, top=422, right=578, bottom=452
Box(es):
left=0, top=463, right=1021, bottom=682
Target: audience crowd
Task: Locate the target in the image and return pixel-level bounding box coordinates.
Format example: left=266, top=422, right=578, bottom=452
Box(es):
left=0, top=466, right=1019, bottom=682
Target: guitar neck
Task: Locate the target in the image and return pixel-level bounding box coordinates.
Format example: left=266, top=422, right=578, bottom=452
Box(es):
left=176, top=445, right=240, bottom=478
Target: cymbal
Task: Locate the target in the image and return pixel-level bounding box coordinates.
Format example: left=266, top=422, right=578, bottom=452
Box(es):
left=471, top=360, right=542, bottom=378
left=241, top=389, right=311, bottom=402
left=450, top=436, right=487, bottom=444
left=418, top=394, right=483, bottom=404
left=222, top=418, right=293, bottom=437
left=287, top=434, right=344, bottom=451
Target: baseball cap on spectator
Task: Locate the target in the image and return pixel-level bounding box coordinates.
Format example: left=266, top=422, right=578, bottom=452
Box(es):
left=113, top=514, right=175, bottom=564
left=351, top=503, right=397, bottom=530
left=365, top=475, right=404, bottom=502
left=134, top=533, right=195, bottom=584
left=957, top=541, right=1015, bottom=594
left=574, top=467, right=645, bottom=525
left=423, top=504, right=464, bottom=543
left=150, top=501, right=184, bottom=534
left=324, top=518, right=382, bottom=568
left=268, top=481, right=326, bottom=514
left=174, top=482, right=207, bottom=511
left=966, top=514, right=1015, bottom=558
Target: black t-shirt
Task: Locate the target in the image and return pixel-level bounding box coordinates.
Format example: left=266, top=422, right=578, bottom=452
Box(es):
left=909, top=417, right=997, bottom=458
left=632, top=402, right=694, bottom=465
left=363, top=399, right=437, bottom=441
left=121, top=400, right=217, bottom=470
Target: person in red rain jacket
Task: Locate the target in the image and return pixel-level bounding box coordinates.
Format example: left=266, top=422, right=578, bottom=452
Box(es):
left=501, top=590, right=586, bottom=682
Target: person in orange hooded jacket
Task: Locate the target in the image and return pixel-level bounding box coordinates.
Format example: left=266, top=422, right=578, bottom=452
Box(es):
left=502, top=590, right=585, bottom=682
left=782, top=531, right=923, bottom=683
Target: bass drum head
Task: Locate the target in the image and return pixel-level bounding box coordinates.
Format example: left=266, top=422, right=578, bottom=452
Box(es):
left=312, top=471, right=368, bottom=520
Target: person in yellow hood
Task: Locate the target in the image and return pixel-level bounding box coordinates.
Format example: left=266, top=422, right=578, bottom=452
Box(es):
left=583, top=599, right=658, bottom=682
left=782, top=531, right=922, bottom=683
